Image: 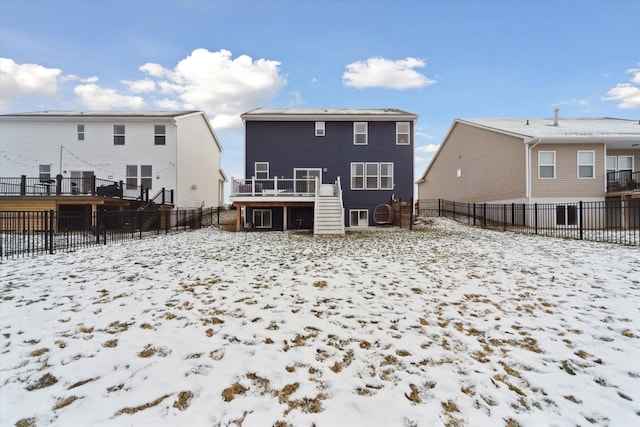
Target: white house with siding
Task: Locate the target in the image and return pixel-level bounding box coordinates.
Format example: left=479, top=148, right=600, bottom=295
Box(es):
left=0, top=110, right=226, bottom=208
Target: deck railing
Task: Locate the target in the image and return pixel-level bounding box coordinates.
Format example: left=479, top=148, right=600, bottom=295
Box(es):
left=607, top=170, right=639, bottom=192
left=231, top=177, right=318, bottom=197
left=0, top=175, right=173, bottom=204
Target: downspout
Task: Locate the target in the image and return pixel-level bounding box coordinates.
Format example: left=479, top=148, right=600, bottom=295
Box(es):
left=525, top=138, right=541, bottom=204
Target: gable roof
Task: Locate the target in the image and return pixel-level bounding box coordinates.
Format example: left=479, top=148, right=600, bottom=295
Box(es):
left=0, top=110, right=200, bottom=118
left=241, top=108, right=418, bottom=121
left=457, top=117, right=640, bottom=140
left=418, top=117, right=640, bottom=182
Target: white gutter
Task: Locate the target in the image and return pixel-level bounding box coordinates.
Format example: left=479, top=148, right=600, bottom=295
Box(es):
left=525, top=138, right=542, bottom=203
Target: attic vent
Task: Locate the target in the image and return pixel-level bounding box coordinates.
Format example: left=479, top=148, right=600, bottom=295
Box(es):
left=553, top=108, right=559, bottom=126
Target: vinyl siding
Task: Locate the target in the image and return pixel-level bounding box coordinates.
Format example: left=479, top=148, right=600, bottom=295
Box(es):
left=531, top=144, right=605, bottom=198
left=418, top=122, right=526, bottom=203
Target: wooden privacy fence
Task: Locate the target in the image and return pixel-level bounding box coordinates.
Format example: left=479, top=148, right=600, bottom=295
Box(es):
left=416, top=199, right=640, bottom=246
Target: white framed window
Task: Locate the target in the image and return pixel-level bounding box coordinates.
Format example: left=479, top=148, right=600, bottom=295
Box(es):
left=77, top=124, right=85, bottom=141
left=380, top=163, right=394, bottom=190
left=315, top=121, right=325, bottom=137
left=538, top=151, right=555, bottom=179
left=351, top=162, right=394, bottom=190
left=141, top=165, right=153, bottom=190
left=255, top=162, right=269, bottom=179
left=606, top=156, right=617, bottom=176
left=351, top=163, right=364, bottom=189
left=253, top=209, right=272, bottom=228
left=365, top=163, right=379, bottom=189
left=349, top=209, right=369, bottom=227
left=556, top=204, right=578, bottom=226
left=396, top=122, right=410, bottom=145
left=39, top=164, right=51, bottom=182
left=354, top=122, right=368, bottom=145
left=114, top=125, right=125, bottom=145
left=577, top=151, right=595, bottom=178
left=154, top=125, right=166, bottom=145
left=618, top=155, right=634, bottom=173
left=126, top=165, right=137, bottom=189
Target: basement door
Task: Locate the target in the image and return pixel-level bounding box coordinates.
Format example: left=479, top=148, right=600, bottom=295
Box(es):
left=294, top=168, right=322, bottom=194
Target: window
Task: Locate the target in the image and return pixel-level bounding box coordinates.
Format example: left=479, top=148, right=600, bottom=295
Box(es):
left=255, top=162, right=269, bottom=179
left=365, top=163, right=379, bottom=189
left=606, top=156, right=617, bottom=176
left=380, top=163, right=393, bottom=190
left=354, top=122, right=367, bottom=145
left=114, top=125, right=125, bottom=145
left=456, top=168, right=462, bottom=178
left=538, top=151, right=555, bottom=178
left=351, top=162, right=394, bottom=190
left=39, top=164, right=51, bottom=182
left=618, top=155, right=634, bottom=173
left=141, top=165, right=153, bottom=190
left=77, top=124, right=85, bottom=141
left=351, top=163, right=364, bottom=189
left=126, top=165, right=137, bottom=189
left=253, top=209, right=272, bottom=228
left=396, top=122, right=410, bottom=145
left=349, top=210, right=369, bottom=227
left=577, top=151, right=595, bottom=178
left=556, top=205, right=578, bottom=226
left=154, top=125, right=166, bottom=145
left=315, top=122, right=325, bottom=137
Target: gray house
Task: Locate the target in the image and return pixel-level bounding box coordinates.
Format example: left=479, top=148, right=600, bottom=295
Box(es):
left=230, top=108, right=418, bottom=234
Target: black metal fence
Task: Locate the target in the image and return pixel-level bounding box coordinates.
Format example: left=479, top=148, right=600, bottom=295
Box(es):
left=417, top=199, right=640, bottom=246
left=0, top=207, right=225, bottom=258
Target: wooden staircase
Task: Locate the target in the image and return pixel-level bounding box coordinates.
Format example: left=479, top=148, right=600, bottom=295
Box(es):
left=313, top=180, right=345, bottom=235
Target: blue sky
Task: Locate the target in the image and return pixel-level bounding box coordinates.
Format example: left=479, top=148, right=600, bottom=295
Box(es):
left=1, top=0, right=639, bottom=185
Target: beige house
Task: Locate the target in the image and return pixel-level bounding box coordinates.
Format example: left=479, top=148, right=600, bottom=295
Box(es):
left=418, top=116, right=640, bottom=208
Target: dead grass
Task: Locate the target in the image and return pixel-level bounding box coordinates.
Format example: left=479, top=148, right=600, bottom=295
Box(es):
left=26, top=373, right=57, bottom=391
left=115, top=394, right=170, bottom=415
left=173, top=391, right=194, bottom=410
left=29, top=347, right=49, bottom=357
left=222, top=382, right=248, bottom=402
left=53, top=395, right=80, bottom=410
left=405, top=384, right=421, bottom=403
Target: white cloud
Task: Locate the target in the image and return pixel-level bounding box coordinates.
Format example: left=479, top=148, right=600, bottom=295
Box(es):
left=0, top=57, right=61, bottom=109
left=123, top=78, right=156, bottom=94
left=628, top=66, right=640, bottom=84
left=139, top=63, right=166, bottom=78
left=154, top=98, right=182, bottom=109
left=343, top=57, right=435, bottom=90
left=416, top=144, right=440, bottom=154
left=603, top=64, right=640, bottom=109
left=74, top=84, right=145, bottom=109
left=287, top=90, right=304, bottom=106
left=139, top=48, right=287, bottom=128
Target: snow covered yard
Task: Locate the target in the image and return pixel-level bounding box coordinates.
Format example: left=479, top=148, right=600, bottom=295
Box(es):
left=1, top=218, right=639, bottom=427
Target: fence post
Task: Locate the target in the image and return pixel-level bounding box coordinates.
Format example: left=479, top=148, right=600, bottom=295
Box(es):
left=483, top=204, right=487, bottom=227
left=534, top=203, right=538, bottom=234
left=91, top=175, right=96, bottom=196
left=48, top=209, right=54, bottom=254
left=579, top=201, right=584, bottom=240
left=473, top=203, right=476, bottom=226
left=55, top=174, right=63, bottom=196
left=522, top=203, right=526, bottom=227
left=503, top=204, right=507, bottom=231
left=161, top=188, right=166, bottom=205
left=20, top=175, right=27, bottom=195
left=511, top=203, right=515, bottom=225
